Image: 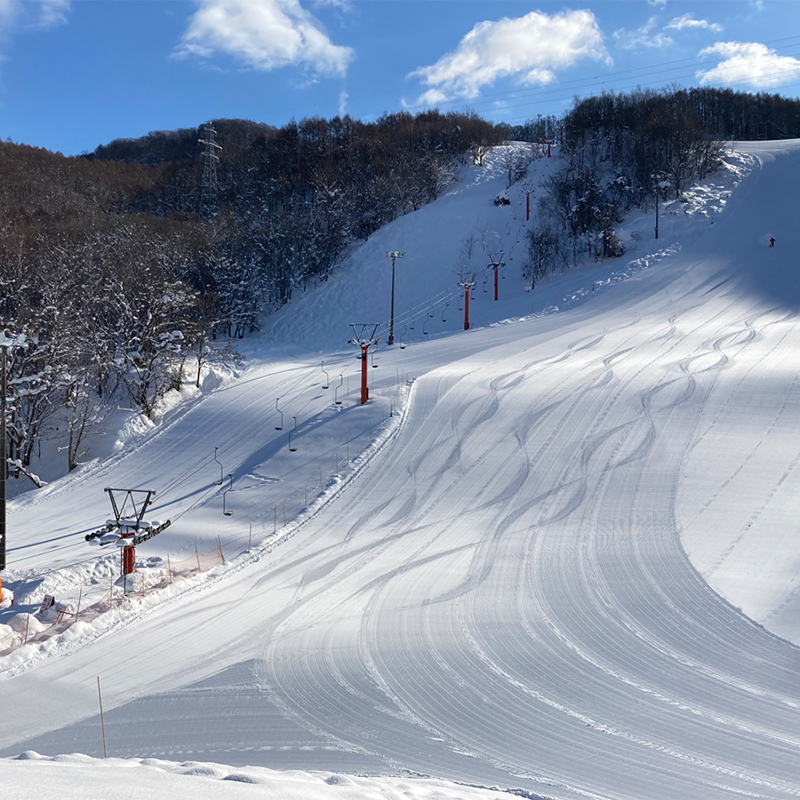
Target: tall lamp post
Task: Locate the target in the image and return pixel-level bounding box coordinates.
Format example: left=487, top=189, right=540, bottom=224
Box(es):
left=0, top=341, right=7, bottom=571
left=386, top=251, right=405, bottom=345
left=654, top=188, right=659, bottom=240
left=651, top=176, right=664, bottom=241
left=0, top=332, right=25, bottom=572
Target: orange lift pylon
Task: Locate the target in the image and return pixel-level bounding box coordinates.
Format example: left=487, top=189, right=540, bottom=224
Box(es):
left=488, top=261, right=505, bottom=301
left=349, top=324, right=381, bottom=404
left=458, top=271, right=477, bottom=330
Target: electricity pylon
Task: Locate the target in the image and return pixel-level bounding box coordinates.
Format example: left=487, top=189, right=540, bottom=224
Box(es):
left=199, top=122, right=222, bottom=217
left=349, top=324, right=380, bottom=404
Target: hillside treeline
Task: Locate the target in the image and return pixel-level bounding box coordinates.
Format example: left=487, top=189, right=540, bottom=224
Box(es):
left=91, top=110, right=502, bottom=322
left=91, top=118, right=277, bottom=165
left=509, top=87, right=800, bottom=145
left=0, top=110, right=502, bottom=478
left=525, top=87, right=744, bottom=285
left=683, top=86, right=800, bottom=140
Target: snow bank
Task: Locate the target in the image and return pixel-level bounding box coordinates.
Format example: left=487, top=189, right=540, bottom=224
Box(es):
left=1, top=753, right=520, bottom=800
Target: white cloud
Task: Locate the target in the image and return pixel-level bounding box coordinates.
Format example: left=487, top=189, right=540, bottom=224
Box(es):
left=36, top=0, right=69, bottom=28
left=174, top=0, right=354, bottom=78
left=0, top=0, right=69, bottom=32
left=613, top=17, right=673, bottom=50
left=407, top=9, right=608, bottom=106
left=0, top=0, right=68, bottom=71
left=665, top=14, right=723, bottom=33
left=697, top=41, right=800, bottom=88
left=0, top=0, right=17, bottom=31
left=338, top=89, right=347, bottom=115
left=311, top=0, right=351, bottom=9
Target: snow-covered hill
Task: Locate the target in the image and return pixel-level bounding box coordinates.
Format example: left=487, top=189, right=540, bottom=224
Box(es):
left=4, top=141, right=800, bottom=799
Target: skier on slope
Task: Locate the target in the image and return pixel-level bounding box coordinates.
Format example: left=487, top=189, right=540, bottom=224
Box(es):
left=770, top=237, right=776, bottom=247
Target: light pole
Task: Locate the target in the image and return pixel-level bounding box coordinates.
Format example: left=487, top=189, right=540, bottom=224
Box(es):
left=654, top=188, right=659, bottom=240
left=386, top=251, right=405, bottom=345
left=0, top=341, right=7, bottom=571
left=651, top=176, right=663, bottom=241
left=0, top=333, right=21, bottom=571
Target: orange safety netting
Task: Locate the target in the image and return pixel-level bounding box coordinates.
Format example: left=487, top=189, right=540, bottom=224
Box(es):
left=168, top=543, right=224, bottom=578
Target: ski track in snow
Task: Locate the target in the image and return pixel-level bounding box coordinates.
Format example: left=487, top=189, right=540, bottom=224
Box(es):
left=4, top=141, right=800, bottom=799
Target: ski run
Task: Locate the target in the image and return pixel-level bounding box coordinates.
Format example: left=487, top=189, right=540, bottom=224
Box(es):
left=3, top=140, right=800, bottom=799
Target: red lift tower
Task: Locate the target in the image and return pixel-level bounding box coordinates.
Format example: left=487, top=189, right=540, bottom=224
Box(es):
left=349, top=324, right=381, bottom=405
left=458, top=270, right=477, bottom=330
left=85, top=488, right=172, bottom=581
left=488, top=261, right=505, bottom=301
left=522, top=181, right=533, bottom=221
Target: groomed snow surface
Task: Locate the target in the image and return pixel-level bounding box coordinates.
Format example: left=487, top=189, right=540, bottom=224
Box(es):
left=3, top=141, right=800, bottom=798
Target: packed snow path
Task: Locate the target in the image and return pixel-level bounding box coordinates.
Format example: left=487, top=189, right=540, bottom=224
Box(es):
left=4, top=142, right=800, bottom=799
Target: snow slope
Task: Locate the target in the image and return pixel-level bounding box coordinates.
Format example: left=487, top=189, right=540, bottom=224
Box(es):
left=4, top=142, right=800, bottom=799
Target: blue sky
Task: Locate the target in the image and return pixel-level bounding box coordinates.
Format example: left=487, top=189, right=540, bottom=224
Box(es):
left=2, top=1, right=800, bottom=155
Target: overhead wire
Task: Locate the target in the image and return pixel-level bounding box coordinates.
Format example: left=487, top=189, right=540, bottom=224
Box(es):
left=428, top=43, right=800, bottom=117
left=499, top=64, right=800, bottom=126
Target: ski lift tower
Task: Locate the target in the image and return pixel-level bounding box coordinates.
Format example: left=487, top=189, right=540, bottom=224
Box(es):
left=85, top=488, right=172, bottom=578
left=349, top=324, right=381, bottom=405
left=487, top=256, right=505, bottom=302
left=522, top=181, right=533, bottom=221
left=457, top=270, right=477, bottom=330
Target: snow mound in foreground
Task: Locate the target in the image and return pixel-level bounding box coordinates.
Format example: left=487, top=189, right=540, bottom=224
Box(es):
left=2, top=752, right=525, bottom=800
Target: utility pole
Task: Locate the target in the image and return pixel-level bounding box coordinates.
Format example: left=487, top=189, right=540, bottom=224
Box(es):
left=349, top=324, right=380, bottom=405
left=488, top=261, right=505, bottom=302
left=386, top=251, right=405, bottom=345
left=198, top=122, right=222, bottom=217
left=458, top=271, right=477, bottom=330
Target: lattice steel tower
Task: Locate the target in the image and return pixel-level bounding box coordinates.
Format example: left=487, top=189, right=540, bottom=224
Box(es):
left=199, top=122, right=222, bottom=217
